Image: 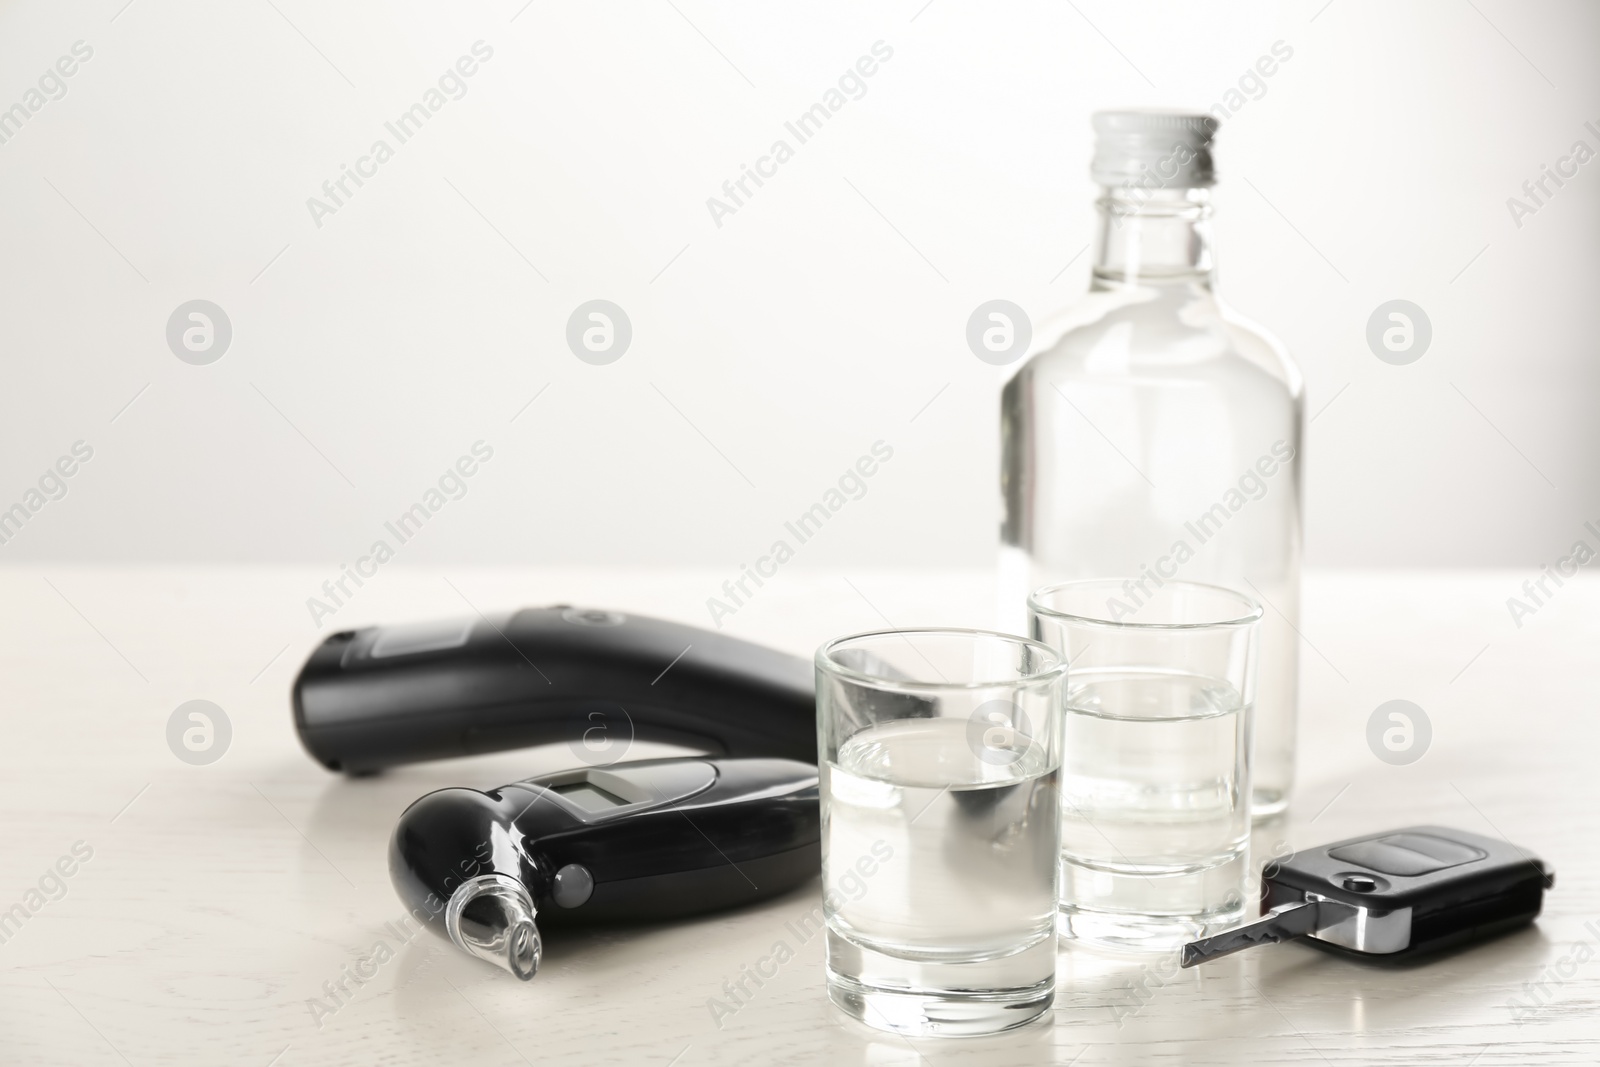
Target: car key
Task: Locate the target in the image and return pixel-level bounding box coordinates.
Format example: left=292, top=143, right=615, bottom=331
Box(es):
left=1182, top=825, right=1553, bottom=967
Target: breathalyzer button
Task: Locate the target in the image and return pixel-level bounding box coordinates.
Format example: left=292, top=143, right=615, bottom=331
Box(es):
left=552, top=863, right=595, bottom=908
left=561, top=608, right=624, bottom=627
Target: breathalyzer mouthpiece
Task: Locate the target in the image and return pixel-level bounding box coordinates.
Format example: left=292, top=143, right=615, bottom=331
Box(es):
left=445, top=874, right=542, bottom=981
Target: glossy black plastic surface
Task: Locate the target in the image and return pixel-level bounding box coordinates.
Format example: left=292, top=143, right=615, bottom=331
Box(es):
left=1262, top=824, right=1552, bottom=960
left=294, top=606, right=816, bottom=773
left=389, top=757, right=821, bottom=930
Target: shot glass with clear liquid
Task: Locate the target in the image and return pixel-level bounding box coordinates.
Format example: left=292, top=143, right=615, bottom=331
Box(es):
left=1029, top=580, right=1260, bottom=952
left=816, top=629, right=1068, bottom=1037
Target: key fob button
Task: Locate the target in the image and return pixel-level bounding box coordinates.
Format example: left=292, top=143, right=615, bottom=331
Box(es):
left=1328, top=831, right=1488, bottom=876
left=1335, top=873, right=1389, bottom=893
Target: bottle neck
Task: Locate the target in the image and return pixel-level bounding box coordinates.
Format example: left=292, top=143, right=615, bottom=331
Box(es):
left=1091, top=186, right=1215, bottom=291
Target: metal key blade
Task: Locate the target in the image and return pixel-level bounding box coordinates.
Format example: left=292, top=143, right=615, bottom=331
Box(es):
left=1181, top=899, right=1359, bottom=968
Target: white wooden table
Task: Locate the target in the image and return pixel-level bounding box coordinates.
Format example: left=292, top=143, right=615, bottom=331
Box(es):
left=1, top=566, right=1595, bottom=1065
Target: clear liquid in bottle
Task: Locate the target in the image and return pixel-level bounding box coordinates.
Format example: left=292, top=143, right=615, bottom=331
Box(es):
left=1000, top=111, right=1303, bottom=819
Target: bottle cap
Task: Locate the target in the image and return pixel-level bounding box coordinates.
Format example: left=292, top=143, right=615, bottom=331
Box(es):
left=1091, top=111, right=1219, bottom=188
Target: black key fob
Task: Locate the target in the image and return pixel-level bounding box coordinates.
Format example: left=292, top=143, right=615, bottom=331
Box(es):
left=1184, top=826, right=1554, bottom=966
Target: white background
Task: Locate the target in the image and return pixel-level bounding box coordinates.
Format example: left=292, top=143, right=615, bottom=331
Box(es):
left=2, top=8, right=1597, bottom=1061
left=0, top=0, right=1595, bottom=576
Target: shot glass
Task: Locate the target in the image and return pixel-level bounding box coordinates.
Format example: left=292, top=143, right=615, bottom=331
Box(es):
left=1029, top=580, right=1260, bottom=951
left=816, top=629, right=1068, bottom=1037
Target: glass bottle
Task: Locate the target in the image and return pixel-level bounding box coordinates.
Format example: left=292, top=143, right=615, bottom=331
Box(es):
left=999, top=111, right=1304, bottom=818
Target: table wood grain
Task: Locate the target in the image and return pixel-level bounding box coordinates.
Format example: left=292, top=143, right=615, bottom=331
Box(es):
left=0, top=566, right=1594, bottom=1065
